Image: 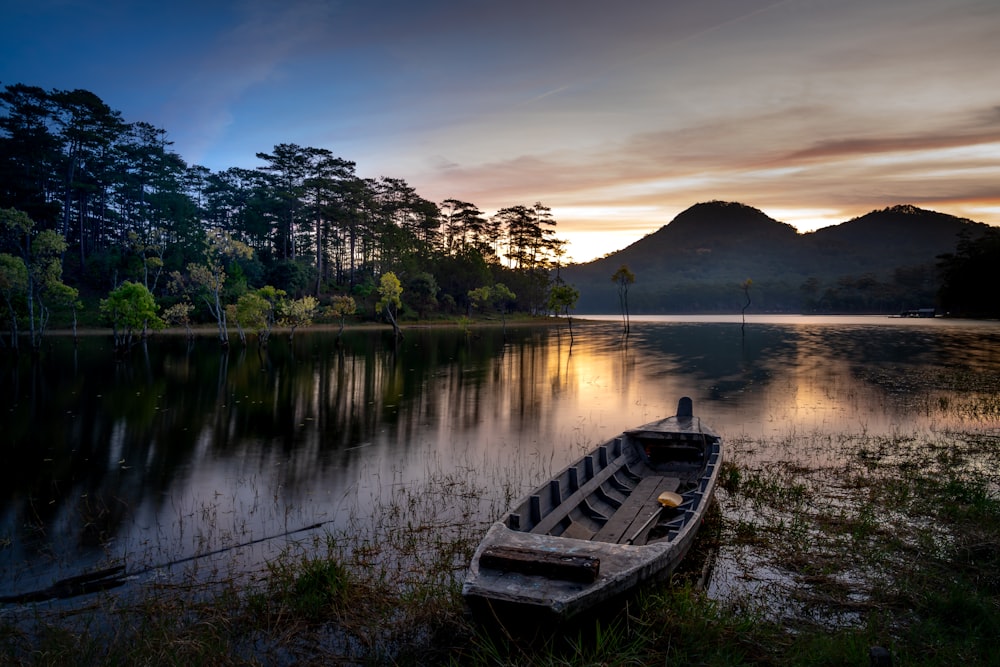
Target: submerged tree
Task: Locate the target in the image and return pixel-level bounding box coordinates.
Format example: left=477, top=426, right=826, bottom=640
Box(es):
left=162, top=301, right=195, bottom=339
left=547, top=280, right=580, bottom=342
left=280, top=295, right=319, bottom=340
left=377, top=271, right=403, bottom=339
left=228, top=291, right=273, bottom=345
left=176, top=229, right=254, bottom=346
left=47, top=281, right=82, bottom=344
left=328, top=294, right=357, bottom=340
left=0, top=208, right=74, bottom=351
left=100, top=281, right=163, bottom=353
left=611, top=264, right=635, bottom=335
left=0, top=252, right=27, bottom=349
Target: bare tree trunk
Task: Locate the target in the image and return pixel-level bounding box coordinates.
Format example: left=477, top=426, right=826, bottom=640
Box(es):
left=384, top=306, right=403, bottom=339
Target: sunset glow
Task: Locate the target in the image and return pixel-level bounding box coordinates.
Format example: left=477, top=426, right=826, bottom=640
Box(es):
left=3, top=0, right=998, bottom=261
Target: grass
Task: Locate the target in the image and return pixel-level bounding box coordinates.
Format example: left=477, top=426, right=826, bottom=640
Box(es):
left=2, top=423, right=999, bottom=665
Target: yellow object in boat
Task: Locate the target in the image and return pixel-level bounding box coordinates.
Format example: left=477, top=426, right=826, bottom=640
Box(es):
left=657, top=491, right=683, bottom=508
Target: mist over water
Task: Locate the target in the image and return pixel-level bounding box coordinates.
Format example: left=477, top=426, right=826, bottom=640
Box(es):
left=2, top=316, right=998, bottom=599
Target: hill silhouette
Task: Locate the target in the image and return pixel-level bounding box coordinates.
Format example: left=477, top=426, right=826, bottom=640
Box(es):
left=560, top=201, right=989, bottom=314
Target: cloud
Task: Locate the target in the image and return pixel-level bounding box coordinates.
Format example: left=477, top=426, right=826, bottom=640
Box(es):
left=8, top=0, right=997, bottom=261
left=781, top=129, right=1000, bottom=164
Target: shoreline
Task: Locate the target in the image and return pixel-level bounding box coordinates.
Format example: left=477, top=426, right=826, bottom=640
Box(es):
left=23, top=315, right=571, bottom=339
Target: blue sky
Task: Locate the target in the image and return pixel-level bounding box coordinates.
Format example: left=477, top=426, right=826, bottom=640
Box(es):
left=3, top=0, right=999, bottom=261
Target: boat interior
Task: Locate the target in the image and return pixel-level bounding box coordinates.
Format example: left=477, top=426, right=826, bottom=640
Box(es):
left=504, top=428, right=720, bottom=547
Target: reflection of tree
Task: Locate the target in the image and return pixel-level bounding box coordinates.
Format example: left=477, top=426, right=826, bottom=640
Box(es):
left=741, top=278, right=752, bottom=335
left=550, top=327, right=573, bottom=395
left=617, top=333, right=635, bottom=393
left=624, top=323, right=795, bottom=400
left=0, top=327, right=590, bottom=581
left=5, top=321, right=996, bottom=594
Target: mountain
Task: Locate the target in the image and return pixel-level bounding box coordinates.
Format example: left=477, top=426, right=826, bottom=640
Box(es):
left=560, top=201, right=989, bottom=314
left=804, top=204, right=985, bottom=275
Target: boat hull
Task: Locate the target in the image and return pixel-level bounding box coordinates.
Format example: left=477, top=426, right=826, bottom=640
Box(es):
left=463, top=397, right=722, bottom=621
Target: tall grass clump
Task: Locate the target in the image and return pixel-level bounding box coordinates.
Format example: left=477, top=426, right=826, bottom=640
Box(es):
left=705, top=427, right=1000, bottom=666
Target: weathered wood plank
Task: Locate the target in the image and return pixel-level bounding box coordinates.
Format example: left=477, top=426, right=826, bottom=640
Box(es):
left=479, top=546, right=600, bottom=583
left=591, top=476, right=680, bottom=544
left=529, top=451, right=628, bottom=535
left=559, top=520, right=595, bottom=540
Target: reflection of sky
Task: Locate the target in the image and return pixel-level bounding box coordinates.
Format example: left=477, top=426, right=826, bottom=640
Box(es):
left=2, top=318, right=998, bottom=597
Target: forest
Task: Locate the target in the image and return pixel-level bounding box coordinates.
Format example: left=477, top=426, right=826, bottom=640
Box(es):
left=0, top=83, right=586, bottom=351
left=2, top=83, right=998, bottom=353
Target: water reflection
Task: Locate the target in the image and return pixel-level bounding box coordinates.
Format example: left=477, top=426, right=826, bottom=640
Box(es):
left=1, top=317, right=998, bottom=597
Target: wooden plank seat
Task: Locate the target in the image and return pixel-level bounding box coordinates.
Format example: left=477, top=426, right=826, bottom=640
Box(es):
left=591, top=476, right=680, bottom=545
left=479, top=546, right=601, bottom=583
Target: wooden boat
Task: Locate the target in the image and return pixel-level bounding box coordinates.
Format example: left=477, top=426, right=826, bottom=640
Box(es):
left=463, top=397, right=723, bottom=621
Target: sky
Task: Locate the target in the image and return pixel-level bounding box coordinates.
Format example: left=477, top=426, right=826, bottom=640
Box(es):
left=2, top=0, right=999, bottom=263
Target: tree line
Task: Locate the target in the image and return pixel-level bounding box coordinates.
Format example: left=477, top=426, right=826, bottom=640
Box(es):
left=0, top=83, right=581, bottom=351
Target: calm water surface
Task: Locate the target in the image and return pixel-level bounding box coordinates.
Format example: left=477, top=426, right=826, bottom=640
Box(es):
left=2, top=315, right=999, bottom=598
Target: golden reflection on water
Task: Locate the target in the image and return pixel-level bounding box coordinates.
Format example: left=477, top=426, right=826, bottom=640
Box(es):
left=1, top=318, right=998, bottom=598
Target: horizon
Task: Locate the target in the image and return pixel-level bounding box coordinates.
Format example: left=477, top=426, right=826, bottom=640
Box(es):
left=3, top=0, right=999, bottom=263
left=556, top=200, right=990, bottom=265
left=561, top=200, right=994, bottom=266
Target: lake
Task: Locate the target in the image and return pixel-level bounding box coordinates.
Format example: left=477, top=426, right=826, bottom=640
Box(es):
left=2, top=315, right=999, bottom=601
